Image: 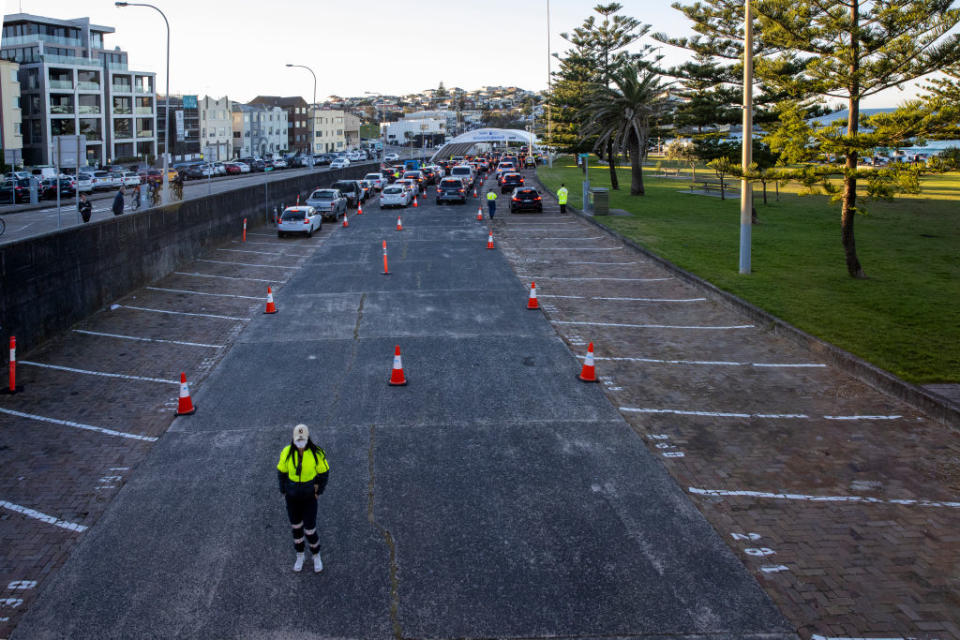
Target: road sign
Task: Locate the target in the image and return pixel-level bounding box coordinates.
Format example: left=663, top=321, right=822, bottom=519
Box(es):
left=51, top=135, right=87, bottom=168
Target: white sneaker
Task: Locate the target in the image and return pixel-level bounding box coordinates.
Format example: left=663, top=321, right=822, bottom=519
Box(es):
left=293, top=553, right=305, bottom=573
left=313, top=552, right=323, bottom=573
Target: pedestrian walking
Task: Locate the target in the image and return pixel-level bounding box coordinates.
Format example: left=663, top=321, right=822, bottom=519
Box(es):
left=486, top=189, right=498, bottom=220
left=557, top=183, right=568, bottom=214
left=277, top=424, right=330, bottom=573
left=130, top=184, right=142, bottom=210
left=112, top=186, right=125, bottom=216
left=78, top=193, right=92, bottom=223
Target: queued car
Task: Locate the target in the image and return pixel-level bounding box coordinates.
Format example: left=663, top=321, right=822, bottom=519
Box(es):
left=40, top=177, right=77, bottom=199
left=364, top=172, right=387, bottom=191
left=182, top=164, right=214, bottom=180
left=277, top=206, right=322, bottom=238
left=0, top=178, right=34, bottom=203
left=436, top=177, right=467, bottom=204
left=384, top=152, right=399, bottom=162
left=449, top=164, right=476, bottom=190
left=271, top=158, right=288, bottom=170
left=509, top=187, right=543, bottom=213
left=76, top=172, right=95, bottom=193
left=379, top=184, right=412, bottom=209
left=394, top=178, right=419, bottom=198
left=358, top=180, right=375, bottom=201
left=121, top=171, right=141, bottom=187
left=305, top=188, right=347, bottom=221
left=223, top=162, right=243, bottom=175
left=499, top=172, right=525, bottom=193
left=330, top=158, right=350, bottom=169
left=330, top=179, right=363, bottom=208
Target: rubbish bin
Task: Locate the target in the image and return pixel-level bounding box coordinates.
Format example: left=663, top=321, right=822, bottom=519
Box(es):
left=589, top=187, right=609, bottom=215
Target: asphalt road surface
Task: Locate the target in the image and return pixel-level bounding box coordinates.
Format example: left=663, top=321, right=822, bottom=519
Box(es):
left=11, top=187, right=795, bottom=639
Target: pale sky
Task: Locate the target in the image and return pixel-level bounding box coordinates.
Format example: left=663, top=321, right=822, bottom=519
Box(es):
left=3, top=0, right=927, bottom=107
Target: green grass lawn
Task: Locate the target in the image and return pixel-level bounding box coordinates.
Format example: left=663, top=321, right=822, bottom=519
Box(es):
left=538, top=156, right=960, bottom=384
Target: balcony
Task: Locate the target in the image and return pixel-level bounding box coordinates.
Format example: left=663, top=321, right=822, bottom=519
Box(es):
left=113, top=107, right=133, bottom=115
left=112, top=84, right=133, bottom=94
left=77, top=81, right=100, bottom=91
left=135, top=106, right=153, bottom=115
left=78, top=105, right=100, bottom=115
left=82, top=132, right=102, bottom=141
left=48, top=79, right=73, bottom=90
left=106, top=61, right=128, bottom=71
left=135, top=130, right=154, bottom=139
left=134, top=86, right=153, bottom=94
left=2, top=34, right=83, bottom=48
left=50, top=105, right=74, bottom=115
left=41, top=53, right=99, bottom=68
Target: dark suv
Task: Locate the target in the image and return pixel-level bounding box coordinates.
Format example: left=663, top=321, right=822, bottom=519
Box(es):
left=436, top=177, right=467, bottom=204
left=499, top=172, right=525, bottom=193
left=331, top=180, right=363, bottom=208
left=509, top=187, right=543, bottom=213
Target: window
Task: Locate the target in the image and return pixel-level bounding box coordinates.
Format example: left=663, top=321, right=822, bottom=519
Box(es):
left=9, top=68, right=16, bottom=82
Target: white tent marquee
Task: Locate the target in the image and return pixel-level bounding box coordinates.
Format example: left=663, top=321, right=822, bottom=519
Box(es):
left=430, top=128, right=537, bottom=162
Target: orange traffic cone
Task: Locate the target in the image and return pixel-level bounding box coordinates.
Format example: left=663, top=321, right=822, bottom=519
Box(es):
left=389, top=345, right=407, bottom=386
left=342, top=212, right=349, bottom=228
left=473, top=187, right=478, bottom=198
left=357, top=202, right=364, bottom=215
left=578, top=342, right=599, bottom=382
left=176, top=372, right=197, bottom=415
left=486, top=228, right=494, bottom=250
left=412, top=195, right=419, bottom=208
left=476, top=206, right=483, bottom=221
left=527, top=282, right=539, bottom=310
left=264, top=286, right=277, bottom=314
left=396, top=215, right=403, bottom=231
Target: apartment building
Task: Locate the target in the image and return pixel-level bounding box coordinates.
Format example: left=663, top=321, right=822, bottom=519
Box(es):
left=248, top=96, right=309, bottom=154
left=310, top=109, right=360, bottom=153
left=157, top=95, right=200, bottom=162
left=1, top=13, right=157, bottom=166
left=231, top=103, right=288, bottom=158
left=382, top=117, right=446, bottom=146
left=199, top=95, right=231, bottom=161
left=0, top=58, right=22, bottom=167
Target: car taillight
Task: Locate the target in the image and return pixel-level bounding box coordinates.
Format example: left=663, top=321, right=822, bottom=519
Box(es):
left=534, top=196, right=541, bottom=200
left=512, top=197, right=519, bottom=202
left=304, top=218, right=309, bottom=224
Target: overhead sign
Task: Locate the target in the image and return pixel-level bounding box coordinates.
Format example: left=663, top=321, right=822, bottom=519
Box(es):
left=175, top=110, right=185, bottom=142
left=51, top=135, right=87, bottom=168
left=182, top=95, right=198, bottom=109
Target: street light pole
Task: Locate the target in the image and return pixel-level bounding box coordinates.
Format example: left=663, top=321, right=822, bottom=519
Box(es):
left=115, top=2, right=170, bottom=204
left=286, top=64, right=316, bottom=167
left=739, top=0, right=753, bottom=274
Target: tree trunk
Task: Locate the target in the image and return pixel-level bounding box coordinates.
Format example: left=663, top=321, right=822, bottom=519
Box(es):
left=607, top=138, right=619, bottom=190
left=629, top=136, right=644, bottom=196
left=842, top=0, right=866, bottom=279
left=762, top=181, right=768, bottom=205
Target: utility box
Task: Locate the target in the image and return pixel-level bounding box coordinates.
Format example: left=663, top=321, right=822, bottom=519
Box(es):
left=589, top=187, right=609, bottom=215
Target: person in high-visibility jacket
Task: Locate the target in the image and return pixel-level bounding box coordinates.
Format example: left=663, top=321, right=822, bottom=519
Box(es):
left=277, top=424, right=330, bottom=573
left=486, top=189, right=498, bottom=219
left=557, top=183, right=569, bottom=214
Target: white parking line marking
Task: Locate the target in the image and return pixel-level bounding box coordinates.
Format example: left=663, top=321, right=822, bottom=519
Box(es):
left=824, top=415, right=903, bottom=420
left=516, top=247, right=622, bottom=251
left=622, top=407, right=809, bottom=418
left=146, top=286, right=262, bottom=300
left=117, top=305, right=244, bottom=321
left=175, top=271, right=277, bottom=283
left=73, top=329, right=222, bottom=349
left=811, top=636, right=909, bottom=640
left=0, top=501, right=88, bottom=533
left=689, top=487, right=960, bottom=509
left=558, top=321, right=753, bottom=330
left=539, top=295, right=586, bottom=299
left=217, top=248, right=285, bottom=256
left=578, top=355, right=824, bottom=367
left=19, top=361, right=178, bottom=385
left=7, top=581, right=37, bottom=590
left=518, top=276, right=671, bottom=282
left=514, top=236, right=605, bottom=240
left=569, top=261, right=638, bottom=265
left=0, top=407, right=159, bottom=442
left=760, top=565, right=790, bottom=573
left=196, top=259, right=298, bottom=269
left=0, top=598, right=24, bottom=607
left=593, top=296, right=706, bottom=302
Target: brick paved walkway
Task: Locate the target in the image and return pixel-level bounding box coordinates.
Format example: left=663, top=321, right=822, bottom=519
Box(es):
left=0, top=218, right=338, bottom=638
left=492, top=170, right=960, bottom=640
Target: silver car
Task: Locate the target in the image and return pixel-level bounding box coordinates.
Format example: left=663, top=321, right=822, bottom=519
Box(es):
left=305, top=188, right=347, bottom=221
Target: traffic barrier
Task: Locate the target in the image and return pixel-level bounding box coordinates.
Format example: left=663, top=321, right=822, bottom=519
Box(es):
left=578, top=342, right=599, bottom=382
left=242, top=218, right=247, bottom=243
left=389, top=345, right=407, bottom=386
left=177, top=372, right=197, bottom=415
left=527, top=282, right=539, bottom=310
left=264, top=286, right=277, bottom=314
left=2, top=336, right=23, bottom=394
left=382, top=240, right=390, bottom=275
left=486, top=229, right=494, bottom=250
left=396, top=215, right=403, bottom=232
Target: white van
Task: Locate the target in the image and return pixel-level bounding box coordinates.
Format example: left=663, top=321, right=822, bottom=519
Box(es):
left=449, top=164, right=475, bottom=189
left=30, top=166, right=59, bottom=180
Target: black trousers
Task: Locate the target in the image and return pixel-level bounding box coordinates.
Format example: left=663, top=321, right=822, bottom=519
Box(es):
left=285, top=494, right=320, bottom=554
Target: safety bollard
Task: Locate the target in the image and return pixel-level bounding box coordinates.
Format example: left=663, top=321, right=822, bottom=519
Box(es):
left=3, top=336, right=24, bottom=394
left=382, top=240, right=390, bottom=275
left=242, top=218, right=247, bottom=242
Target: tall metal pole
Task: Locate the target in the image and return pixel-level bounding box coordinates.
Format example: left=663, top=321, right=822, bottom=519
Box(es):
left=286, top=64, right=317, bottom=166
left=546, top=0, right=553, bottom=167
left=115, top=3, right=170, bottom=204
left=739, top=0, right=754, bottom=274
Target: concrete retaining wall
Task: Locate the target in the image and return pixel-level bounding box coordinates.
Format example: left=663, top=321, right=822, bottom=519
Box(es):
left=0, top=164, right=376, bottom=355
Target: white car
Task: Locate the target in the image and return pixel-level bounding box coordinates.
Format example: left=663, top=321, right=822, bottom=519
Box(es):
left=364, top=172, right=386, bottom=191
left=277, top=205, right=322, bottom=238
left=379, top=184, right=412, bottom=209
left=330, top=158, right=350, bottom=169
left=271, top=158, right=288, bottom=170
left=121, top=171, right=141, bottom=187
left=384, top=152, right=399, bottom=162
left=227, top=161, right=251, bottom=173
left=212, top=162, right=227, bottom=176
left=346, top=151, right=361, bottom=161
left=394, top=178, right=419, bottom=197
left=76, top=172, right=95, bottom=193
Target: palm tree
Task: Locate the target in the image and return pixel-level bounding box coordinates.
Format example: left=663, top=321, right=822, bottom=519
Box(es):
left=580, top=62, right=667, bottom=196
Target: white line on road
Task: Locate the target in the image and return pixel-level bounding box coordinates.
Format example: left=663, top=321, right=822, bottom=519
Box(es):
left=196, top=259, right=298, bottom=269
left=0, top=500, right=88, bottom=533
left=514, top=236, right=605, bottom=240
left=117, top=305, right=244, bottom=321
left=621, top=407, right=901, bottom=420
left=579, top=355, right=825, bottom=367
left=593, top=296, right=706, bottom=302
left=146, top=286, right=263, bottom=300
left=689, top=487, right=960, bottom=509
left=217, top=248, right=285, bottom=256
left=174, top=271, right=277, bottom=283
left=7, top=581, right=37, bottom=590
left=539, top=294, right=586, bottom=299
left=811, top=636, right=910, bottom=640
left=557, top=321, right=753, bottom=330
left=516, top=247, right=622, bottom=251
left=73, top=329, right=222, bottom=348
left=19, top=361, right=179, bottom=385
left=568, top=261, right=638, bottom=265
left=0, top=407, right=158, bottom=442
left=518, top=276, right=671, bottom=282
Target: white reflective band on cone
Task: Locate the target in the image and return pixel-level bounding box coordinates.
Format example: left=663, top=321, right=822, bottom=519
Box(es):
left=180, top=382, right=189, bottom=396
left=393, top=356, right=402, bottom=368
left=585, top=351, right=594, bottom=366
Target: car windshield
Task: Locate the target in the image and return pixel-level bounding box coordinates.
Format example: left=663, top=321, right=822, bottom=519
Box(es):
left=451, top=168, right=470, bottom=175
left=441, top=181, right=461, bottom=188
left=332, top=182, right=353, bottom=190
left=365, top=174, right=380, bottom=180
left=517, top=190, right=537, bottom=197
left=311, top=190, right=337, bottom=199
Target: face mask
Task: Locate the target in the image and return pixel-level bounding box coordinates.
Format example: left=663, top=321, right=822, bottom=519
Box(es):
left=294, top=438, right=307, bottom=449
